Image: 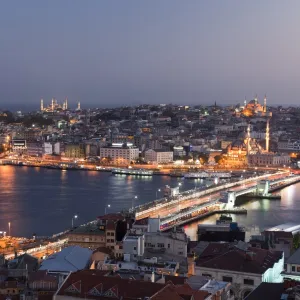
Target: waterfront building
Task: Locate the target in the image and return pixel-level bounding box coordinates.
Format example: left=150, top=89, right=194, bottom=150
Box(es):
left=247, top=152, right=290, bottom=167
left=99, top=143, right=139, bottom=164
left=194, top=242, right=284, bottom=299
left=11, top=139, right=27, bottom=154
left=144, top=149, right=173, bottom=164
left=26, top=142, right=43, bottom=157
left=64, top=143, right=85, bottom=159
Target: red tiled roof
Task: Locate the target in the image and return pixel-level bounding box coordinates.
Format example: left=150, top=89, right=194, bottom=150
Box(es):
left=57, top=270, right=165, bottom=299
left=97, top=214, right=124, bottom=221
left=28, top=270, right=57, bottom=283
left=106, top=220, right=116, bottom=231
left=196, top=246, right=283, bottom=274
left=92, top=247, right=112, bottom=255
left=164, top=275, right=186, bottom=285
left=150, top=283, right=210, bottom=300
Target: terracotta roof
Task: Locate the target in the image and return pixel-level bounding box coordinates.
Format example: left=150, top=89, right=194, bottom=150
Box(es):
left=97, top=213, right=124, bottom=221
left=92, top=247, right=112, bottom=255
left=57, top=270, right=165, bottom=299
left=150, top=283, right=210, bottom=300
left=28, top=270, right=57, bottom=283
left=150, top=284, right=182, bottom=300
left=164, top=275, right=186, bottom=285
left=196, top=246, right=283, bottom=274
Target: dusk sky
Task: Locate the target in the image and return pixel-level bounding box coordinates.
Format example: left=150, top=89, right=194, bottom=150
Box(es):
left=1, top=1, right=300, bottom=109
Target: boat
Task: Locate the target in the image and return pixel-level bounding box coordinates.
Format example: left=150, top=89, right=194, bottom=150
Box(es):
left=216, top=214, right=233, bottom=225
left=184, top=172, right=208, bottom=179
left=112, top=168, right=153, bottom=176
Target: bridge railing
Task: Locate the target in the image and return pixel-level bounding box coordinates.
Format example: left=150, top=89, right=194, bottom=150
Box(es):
left=135, top=171, right=288, bottom=218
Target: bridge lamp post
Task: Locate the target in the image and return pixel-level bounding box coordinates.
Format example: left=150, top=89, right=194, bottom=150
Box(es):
left=105, top=204, right=111, bottom=215
left=72, top=215, right=78, bottom=228
left=156, top=189, right=161, bottom=199
left=132, top=195, right=138, bottom=211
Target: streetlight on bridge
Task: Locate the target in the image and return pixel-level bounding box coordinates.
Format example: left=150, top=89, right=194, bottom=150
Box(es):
left=71, top=215, right=78, bottom=228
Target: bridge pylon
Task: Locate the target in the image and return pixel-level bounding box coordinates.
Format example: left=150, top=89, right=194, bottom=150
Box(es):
left=256, top=180, right=270, bottom=196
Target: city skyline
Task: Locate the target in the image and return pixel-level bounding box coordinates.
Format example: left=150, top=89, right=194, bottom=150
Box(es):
left=1, top=1, right=300, bottom=108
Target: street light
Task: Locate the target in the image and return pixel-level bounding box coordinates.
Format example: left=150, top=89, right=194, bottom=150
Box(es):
left=105, top=204, right=111, bottom=215
left=72, top=215, right=78, bottom=228
left=132, top=195, right=138, bottom=210
left=156, top=189, right=161, bottom=199
left=8, top=222, right=11, bottom=236
left=178, top=182, right=182, bottom=193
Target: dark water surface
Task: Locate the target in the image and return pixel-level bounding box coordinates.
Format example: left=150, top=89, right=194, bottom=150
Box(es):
left=0, top=165, right=299, bottom=239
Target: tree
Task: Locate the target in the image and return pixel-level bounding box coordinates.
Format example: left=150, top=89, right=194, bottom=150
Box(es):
left=293, top=232, right=300, bottom=250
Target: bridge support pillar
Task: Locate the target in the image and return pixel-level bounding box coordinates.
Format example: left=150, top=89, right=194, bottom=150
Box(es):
left=227, top=191, right=236, bottom=209
left=256, top=180, right=270, bottom=196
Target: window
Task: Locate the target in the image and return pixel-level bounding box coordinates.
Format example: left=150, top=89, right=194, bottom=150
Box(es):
left=292, top=266, right=296, bottom=272
left=297, top=266, right=300, bottom=273
left=244, top=279, right=254, bottom=286
left=223, top=276, right=232, bottom=283
left=107, top=232, right=111, bottom=236
left=157, top=243, right=164, bottom=248
left=178, top=251, right=183, bottom=255
left=133, top=246, right=136, bottom=250
left=168, top=244, right=170, bottom=248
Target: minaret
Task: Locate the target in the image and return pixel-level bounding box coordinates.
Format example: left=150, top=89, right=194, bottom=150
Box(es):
left=244, top=97, right=247, bottom=107
left=77, top=102, right=81, bottom=110
left=254, top=95, right=258, bottom=105
left=62, top=102, right=66, bottom=110
left=51, top=98, right=54, bottom=112
left=266, top=118, right=270, bottom=152
left=40, top=99, right=44, bottom=111
left=65, top=97, right=68, bottom=110
left=246, top=123, right=251, bottom=154
left=263, top=95, right=267, bottom=113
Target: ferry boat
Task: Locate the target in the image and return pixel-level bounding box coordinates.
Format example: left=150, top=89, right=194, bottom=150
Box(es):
left=184, top=172, right=208, bottom=179
left=112, top=168, right=153, bottom=176
left=216, top=215, right=233, bottom=225
left=210, top=172, right=231, bottom=179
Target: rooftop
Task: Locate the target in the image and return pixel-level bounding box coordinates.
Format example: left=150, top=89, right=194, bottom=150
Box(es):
left=196, top=244, right=283, bottom=275
left=68, top=224, right=105, bottom=235
left=286, top=247, right=300, bottom=265
left=57, top=270, right=166, bottom=299
left=39, top=246, right=92, bottom=273
left=244, top=282, right=285, bottom=300
left=265, top=223, right=300, bottom=234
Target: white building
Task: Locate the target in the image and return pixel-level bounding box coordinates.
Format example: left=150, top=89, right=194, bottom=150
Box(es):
left=100, top=143, right=139, bottom=163
left=173, top=146, right=186, bottom=157
left=144, top=149, right=173, bottom=164
left=43, top=142, right=61, bottom=155
left=195, top=243, right=284, bottom=300
left=282, top=247, right=300, bottom=281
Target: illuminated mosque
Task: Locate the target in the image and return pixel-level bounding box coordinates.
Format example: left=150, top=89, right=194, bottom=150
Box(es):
left=224, top=122, right=268, bottom=166
left=40, top=98, right=81, bottom=112
left=241, top=95, right=272, bottom=118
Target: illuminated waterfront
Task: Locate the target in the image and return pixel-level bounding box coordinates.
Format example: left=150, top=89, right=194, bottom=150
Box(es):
left=0, top=165, right=300, bottom=239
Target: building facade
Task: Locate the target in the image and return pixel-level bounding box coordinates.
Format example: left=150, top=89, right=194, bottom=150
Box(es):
left=100, top=144, right=139, bottom=163
left=144, top=149, right=173, bottom=164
